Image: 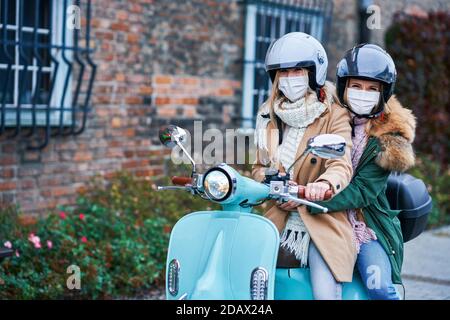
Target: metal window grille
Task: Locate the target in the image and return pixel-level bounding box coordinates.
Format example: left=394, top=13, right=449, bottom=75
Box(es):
left=0, top=0, right=96, bottom=149
left=241, top=0, right=333, bottom=128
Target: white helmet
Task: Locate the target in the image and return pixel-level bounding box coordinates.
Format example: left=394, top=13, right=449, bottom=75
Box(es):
left=265, top=32, right=328, bottom=90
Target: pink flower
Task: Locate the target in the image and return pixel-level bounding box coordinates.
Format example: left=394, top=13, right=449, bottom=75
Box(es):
left=15, top=250, right=20, bottom=258
left=28, top=233, right=41, bottom=249
left=81, top=236, right=88, bottom=243
left=59, top=211, right=67, bottom=220
left=47, top=240, right=53, bottom=249
left=79, top=213, right=85, bottom=220
left=3, top=241, right=12, bottom=249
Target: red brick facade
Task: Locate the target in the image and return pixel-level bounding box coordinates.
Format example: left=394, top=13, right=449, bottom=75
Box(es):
left=1, top=0, right=448, bottom=215
left=0, top=0, right=244, bottom=215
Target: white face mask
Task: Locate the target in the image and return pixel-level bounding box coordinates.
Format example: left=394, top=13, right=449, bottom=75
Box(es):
left=347, top=88, right=380, bottom=115
left=278, top=75, right=309, bottom=102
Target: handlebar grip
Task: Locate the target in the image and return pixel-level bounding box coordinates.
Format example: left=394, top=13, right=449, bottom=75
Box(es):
left=297, top=186, right=333, bottom=200
left=171, top=176, right=193, bottom=186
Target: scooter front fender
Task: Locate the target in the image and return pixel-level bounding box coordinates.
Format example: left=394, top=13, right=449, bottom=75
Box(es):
left=166, top=210, right=280, bottom=300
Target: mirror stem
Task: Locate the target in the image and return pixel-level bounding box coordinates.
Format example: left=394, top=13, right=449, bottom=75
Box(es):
left=285, top=148, right=310, bottom=176
left=175, top=138, right=197, bottom=173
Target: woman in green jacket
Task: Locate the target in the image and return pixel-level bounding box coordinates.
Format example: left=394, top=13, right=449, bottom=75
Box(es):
left=308, top=44, right=416, bottom=299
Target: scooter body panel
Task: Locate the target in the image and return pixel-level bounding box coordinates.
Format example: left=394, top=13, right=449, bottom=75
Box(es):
left=275, top=268, right=369, bottom=300
left=166, top=210, right=280, bottom=300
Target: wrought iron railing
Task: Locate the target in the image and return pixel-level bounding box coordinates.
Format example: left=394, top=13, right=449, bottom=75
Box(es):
left=0, top=0, right=96, bottom=149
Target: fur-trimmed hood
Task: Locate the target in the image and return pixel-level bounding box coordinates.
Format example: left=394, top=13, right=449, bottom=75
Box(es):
left=367, top=96, right=416, bottom=172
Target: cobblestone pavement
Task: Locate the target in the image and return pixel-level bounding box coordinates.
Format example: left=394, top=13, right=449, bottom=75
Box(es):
left=146, top=286, right=165, bottom=300
left=401, top=225, right=450, bottom=300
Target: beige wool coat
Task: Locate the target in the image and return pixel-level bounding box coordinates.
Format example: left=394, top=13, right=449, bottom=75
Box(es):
left=252, top=84, right=357, bottom=282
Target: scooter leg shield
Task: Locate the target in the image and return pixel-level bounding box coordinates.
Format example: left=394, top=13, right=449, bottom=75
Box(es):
left=166, top=211, right=280, bottom=300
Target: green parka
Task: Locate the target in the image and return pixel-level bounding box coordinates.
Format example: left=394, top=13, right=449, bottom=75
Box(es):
left=309, top=96, right=416, bottom=284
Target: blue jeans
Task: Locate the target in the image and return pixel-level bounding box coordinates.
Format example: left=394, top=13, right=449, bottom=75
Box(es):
left=308, top=241, right=342, bottom=300
left=357, top=240, right=400, bottom=300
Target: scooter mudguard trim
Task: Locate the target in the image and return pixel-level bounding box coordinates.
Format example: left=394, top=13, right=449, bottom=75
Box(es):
left=275, top=268, right=369, bottom=300
left=166, top=210, right=280, bottom=300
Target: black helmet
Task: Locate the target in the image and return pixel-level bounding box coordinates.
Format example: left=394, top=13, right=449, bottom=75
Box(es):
left=336, top=44, right=397, bottom=117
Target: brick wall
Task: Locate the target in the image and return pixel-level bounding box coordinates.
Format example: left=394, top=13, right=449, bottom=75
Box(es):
left=2, top=0, right=448, bottom=215
left=0, top=0, right=244, bottom=215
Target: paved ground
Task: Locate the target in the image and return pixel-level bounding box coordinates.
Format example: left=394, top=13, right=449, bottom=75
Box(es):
left=146, top=226, right=450, bottom=300
left=401, top=225, right=450, bottom=300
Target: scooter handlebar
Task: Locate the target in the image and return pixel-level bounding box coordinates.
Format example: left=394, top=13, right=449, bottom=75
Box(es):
left=297, top=185, right=333, bottom=200
left=171, top=176, right=193, bottom=186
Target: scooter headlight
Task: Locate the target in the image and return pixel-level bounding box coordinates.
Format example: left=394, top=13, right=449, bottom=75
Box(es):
left=203, top=169, right=231, bottom=201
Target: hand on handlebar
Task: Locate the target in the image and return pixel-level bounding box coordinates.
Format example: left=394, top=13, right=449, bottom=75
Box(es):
left=304, top=182, right=332, bottom=201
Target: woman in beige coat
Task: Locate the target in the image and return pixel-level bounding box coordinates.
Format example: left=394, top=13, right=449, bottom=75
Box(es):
left=252, top=32, right=355, bottom=299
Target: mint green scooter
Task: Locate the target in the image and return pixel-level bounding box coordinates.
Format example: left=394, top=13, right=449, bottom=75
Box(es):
left=158, top=125, right=369, bottom=300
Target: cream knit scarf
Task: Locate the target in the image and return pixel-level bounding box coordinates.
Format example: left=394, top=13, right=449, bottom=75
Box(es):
left=255, top=95, right=326, bottom=267
left=273, top=97, right=326, bottom=175
left=254, top=96, right=326, bottom=169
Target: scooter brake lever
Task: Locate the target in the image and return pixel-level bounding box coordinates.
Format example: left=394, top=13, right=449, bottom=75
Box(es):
left=284, top=195, right=329, bottom=213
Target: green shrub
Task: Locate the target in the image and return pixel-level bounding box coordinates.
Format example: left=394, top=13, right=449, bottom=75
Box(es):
left=0, top=169, right=219, bottom=299
left=385, top=11, right=449, bottom=168
left=0, top=202, right=169, bottom=299
left=408, top=154, right=450, bottom=228
left=385, top=11, right=449, bottom=226
left=83, top=169, right=218, bottom=225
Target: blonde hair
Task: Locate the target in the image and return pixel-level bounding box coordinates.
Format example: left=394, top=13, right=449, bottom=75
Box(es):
left=267, top=72, right=288, bottom=127
left=263, top=70, right=317, bottom=129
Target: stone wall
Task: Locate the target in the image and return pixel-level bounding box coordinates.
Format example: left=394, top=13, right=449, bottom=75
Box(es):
left=326, top=0, right=359, bottom=80
left=326, top=0, right=450, bottom=80
left=370, top=0, right=450, bottom=46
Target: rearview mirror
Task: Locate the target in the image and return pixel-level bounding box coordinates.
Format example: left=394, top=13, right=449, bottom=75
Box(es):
left=158, top=125, right=196, bottom=172
left=306, top=134, right=346, bottom=159
left=159, top=125, right=188, bottom=148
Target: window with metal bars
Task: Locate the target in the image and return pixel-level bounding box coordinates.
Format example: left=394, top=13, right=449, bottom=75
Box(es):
left=241, top=0, right=333, bottom=128
left=0, top=0, right=96, bottom=149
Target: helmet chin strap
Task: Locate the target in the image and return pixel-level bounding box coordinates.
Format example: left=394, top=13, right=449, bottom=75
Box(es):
left=345, top=103, right=385, bottom=137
